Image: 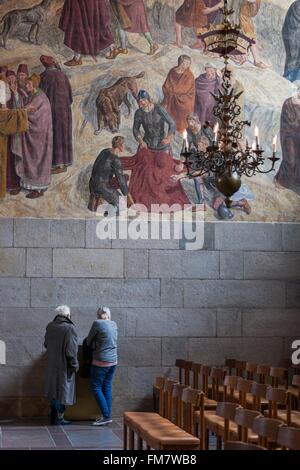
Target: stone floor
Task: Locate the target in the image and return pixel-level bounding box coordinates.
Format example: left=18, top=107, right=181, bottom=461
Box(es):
left=0, top=418, right=217, bottom=450
left=0, top=418, right=123, bottom=450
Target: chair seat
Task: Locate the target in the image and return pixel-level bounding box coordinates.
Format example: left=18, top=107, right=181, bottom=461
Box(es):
left=288, top=387, right=300, bottom=399
left=204, top=412, right=224, bottom=435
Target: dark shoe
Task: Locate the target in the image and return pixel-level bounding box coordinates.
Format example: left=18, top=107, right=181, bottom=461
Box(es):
left=92, top=417, right=112, bottom=426
left=105, top=48, right=121, bottom=60
left=147, top=43, right=159, bottom=55
left=55, top=417, right=72, bottom=425
left=51, top=166, right=67, bottom=175
left=9, top=189, right=21, bottom=195
left=26, top=190, right=44, bottom=199
left=64, top=57, right=82, bottom=67
left=217, top=204, right=234, bottom=220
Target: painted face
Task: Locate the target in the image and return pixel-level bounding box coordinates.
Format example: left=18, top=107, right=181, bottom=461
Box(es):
left=138, top=98, right=150, bottom=110
left=205, top=68, right=216, bottom=80
left=18, top=73, right=28, bottom=85
left=179, top=59, right=191, bottom=72
left=7, top=75, right=17, bottom=86
left=187, top=118, right=197, bottom=129
left=118, top=141, right=125, bottom=153
left=25, top=80, right=34, bottom=93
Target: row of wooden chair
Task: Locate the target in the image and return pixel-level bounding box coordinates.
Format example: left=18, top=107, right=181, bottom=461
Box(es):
left=125, top=376, right=300, bottom=450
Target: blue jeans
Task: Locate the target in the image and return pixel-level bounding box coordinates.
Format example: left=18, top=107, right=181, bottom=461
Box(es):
left=90, top=365, right=116, bottom=418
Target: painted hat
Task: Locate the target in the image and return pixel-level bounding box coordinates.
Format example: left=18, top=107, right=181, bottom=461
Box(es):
left=137, top=89, right=150, bottom=101
left=40, top=55, right=56, bottom=67
left=17, top=63, right=29, bottom=75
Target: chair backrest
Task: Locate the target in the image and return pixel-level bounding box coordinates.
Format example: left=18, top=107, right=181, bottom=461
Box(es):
left=163, top=379, right=178, bottom=420
left=175, top=359, right=193, bottom=385
left=292, top=374, right=300, bottom=410
left=216, top=402, right=241, bottom=441
left=223, top=375, right=238, bottom=402
left=237, top=378, right=253, bottom=407
left=235, top=360, right=246, bottom=377
left=257, top=364, right=271, bottom=384
left=181, top=388, right=203, bottom=434
left=172, top=383, right=189, bottom=427
left=200, top=365, right=211, bottom=396
left=210, top=367, right=226, bottom=401
left=266, top=387, right=291, bottom=424
left=250, top=382, right=268, bottom=411
left=246, top=362, right=257, bottom=381
left=224, top=441, right=266, bottom=451
left=277, top=426, right=300, bottom=450
left=269, top=367, right=288, bottom=388
left=252, top=416, right=284, bottom=449
left=191, top=362, right=202, bottom=389
left=225, top=358, right=236, bottom=375
left=234, top=408, right=262, bottom=442
left=155, top=376, right=165, bottom=416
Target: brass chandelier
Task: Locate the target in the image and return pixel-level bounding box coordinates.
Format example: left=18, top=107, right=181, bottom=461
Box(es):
left=181, top=0, right=279, bottom=208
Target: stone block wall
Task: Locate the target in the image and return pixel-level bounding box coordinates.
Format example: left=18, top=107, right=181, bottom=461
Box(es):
left=0, top=219, right=299, bottom=417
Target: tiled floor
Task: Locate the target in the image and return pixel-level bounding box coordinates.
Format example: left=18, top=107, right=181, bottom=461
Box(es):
left=0, top=418, right=217, bottom=450
left=0, top=418, right=123, bottom=450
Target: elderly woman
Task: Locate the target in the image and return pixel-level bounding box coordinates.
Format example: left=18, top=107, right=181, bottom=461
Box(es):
left=44, top=305, right=79, bottom=425
left=86, top=307, right=118, bottom=426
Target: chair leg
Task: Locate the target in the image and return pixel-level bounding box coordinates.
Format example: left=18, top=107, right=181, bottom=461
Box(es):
left=205, top=428, right=210, bottom=450
left=123, top=423, right=127, bottom=450
left=129, top=429, right=135, bottom=450
left=217, top=435, right=222, bottom=450
left=138, top=436, right=143, bottom=450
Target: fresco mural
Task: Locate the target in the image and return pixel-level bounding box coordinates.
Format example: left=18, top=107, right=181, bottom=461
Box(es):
left=0, top=0, right=299, bottom=221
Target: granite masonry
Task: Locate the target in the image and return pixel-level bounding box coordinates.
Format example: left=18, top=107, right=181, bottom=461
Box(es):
left=0, top=219, right=299, bottom=418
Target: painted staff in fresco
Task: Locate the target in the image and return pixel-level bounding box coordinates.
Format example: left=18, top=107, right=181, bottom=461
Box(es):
left=162, top=55, right=195, bottom=134
left=275, top=84, right=300, bottom=193
left=107, top=0, right=158, bottom=59
left=282, top=0, right=300, bottom=83
left=59, top=0, right=114, bottom=66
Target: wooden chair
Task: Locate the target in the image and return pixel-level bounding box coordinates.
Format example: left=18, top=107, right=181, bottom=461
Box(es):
left=153, top=375, right=165, bottom=412
left=246, top=362, right=257, bottom=381
left=266, top=387, right=292, bottom=425
left=173, top=383, right=189, bottom=427
left=224, top=441, right=266, bottom=450
left=276, top=426, right=300, bottom=450
left=289, top=375, right=300, bottom=410
left=257, top=364, right=271, bottom=385
left=248, top=382, right=268, bottom=411
left=204, top=402, right=240, bottom=450
left=210, top=367, right=226, bottom=401
left=225, top=358, right=236, bottom=375
left=233, top=408, right=262, bottom=443
left=175, top=359, right=193, bottom=385
left=223, top=375, right=239, bottom=402
left=269, top=366, right=288, bottom=389
left=200, top=365, right=211, bottom=397
left=252, top=416, right=284, bottom=449
left=163, top=379, right=178, bottom=421
left=235, top=377, right=254, bottom=408
left=192, top=363, right=202, bottom=389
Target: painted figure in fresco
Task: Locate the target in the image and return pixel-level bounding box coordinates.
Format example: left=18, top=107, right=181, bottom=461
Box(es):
left=133, top=90, right=176, bottom=153
left=107, top=0, right=158, bottom=59
left=39, top=55, right=73, bottom=175
left=0, top=66, right=10, bottom=108
left=44, top=305, right=78, bottom=425
left=95, top=72, right=145, bottom=135
left=275, top=84, right=300, bottom=193
left=202, top=0, right=268, bottom=68
left=88, top=135, right=133, bottom=213
left=194, top=62, right=222, bottom=125
left=162, top=55, right=195, bottom=134
left=17, top=64, right=29, bottom=99
left=0, top=0, right=52, bottom=48
left=59, top=0, right=114, bottom=66
left=12, top=74, right=53, bottom=199
left=174, top=0, right=220, bottom=49
left=6, top=70, right=24, bottom=196
left=282, top=0, right=300, bottom=82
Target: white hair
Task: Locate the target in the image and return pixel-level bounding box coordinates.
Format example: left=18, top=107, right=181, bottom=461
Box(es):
left=97, top=306, right=111, bottom=320
left=55, top=305, right=71, bottom=319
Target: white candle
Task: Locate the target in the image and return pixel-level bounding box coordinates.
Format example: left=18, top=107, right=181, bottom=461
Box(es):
left=254, top=126, right=259, bottom=148
left=251, top=142, right=256, bottom=151
left=213, top=122, right=219, bottom=144
left=272, top=135, right=277, bottom=153
left=182, top=129, right=189, bottom=151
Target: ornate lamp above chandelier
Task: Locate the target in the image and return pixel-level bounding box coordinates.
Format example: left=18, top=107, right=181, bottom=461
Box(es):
left=181, top=0, right=279, bottom=208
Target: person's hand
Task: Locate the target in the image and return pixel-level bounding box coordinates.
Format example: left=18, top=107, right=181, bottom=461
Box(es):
left=171, top=173, right=185, bottom=182
left=26, top=105, right=36, bottom=112
left=161, top=135, right=172, bottom=145
left=202, top=7, right=213, bottom=14
left=139, top=139, right=148, bottom=149
left=10, top=83, right=17, bottom=94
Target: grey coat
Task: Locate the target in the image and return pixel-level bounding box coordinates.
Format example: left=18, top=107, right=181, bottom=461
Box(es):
left=44, top=315, right=79, bottom=405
